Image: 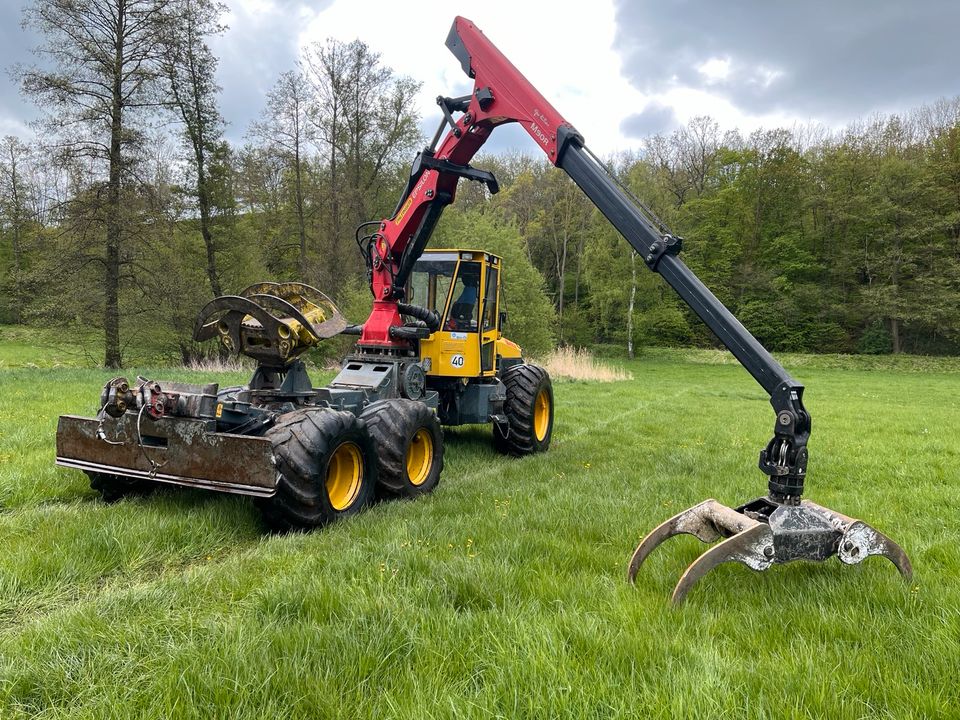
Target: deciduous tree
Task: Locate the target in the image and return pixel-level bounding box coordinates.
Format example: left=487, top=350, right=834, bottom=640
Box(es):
left=19, top=0, right=167, bottom=367
left=158, top=0, right=228, bottom=296
left=248, top=70, right=315, bottom=278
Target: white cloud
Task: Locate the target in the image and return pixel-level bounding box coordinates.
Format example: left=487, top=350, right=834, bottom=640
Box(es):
left=653, top=86, right=801, bottom=133
left=296, top=0, right=652, bottom=156
left=750, top=66, right=784, bottom=90
left=612, top=0, right=960, bottom=126
left=0, top=115, right=33, bottom=140
left=697, top=57, right=731, bottom=84
left=229, top=0, right=278, bottom=17
left=290, top=0, right=818, bottom=155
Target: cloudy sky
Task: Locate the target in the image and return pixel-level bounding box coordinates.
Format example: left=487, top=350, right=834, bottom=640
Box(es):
left=2, top=0, right=958, bottom=155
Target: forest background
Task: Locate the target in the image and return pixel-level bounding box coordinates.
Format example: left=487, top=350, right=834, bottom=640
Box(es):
left=2, top=0, right=959, bottom=368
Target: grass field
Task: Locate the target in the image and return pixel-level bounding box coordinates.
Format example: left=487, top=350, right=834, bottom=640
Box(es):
left=0, top=331, right=958, bottom=718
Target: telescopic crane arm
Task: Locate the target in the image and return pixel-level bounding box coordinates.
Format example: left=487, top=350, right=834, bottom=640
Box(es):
left=357, top=16, right=910, bottom=602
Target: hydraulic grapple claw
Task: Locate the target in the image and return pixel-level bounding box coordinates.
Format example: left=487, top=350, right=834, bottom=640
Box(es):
left=629, top=497, right=912, bottom=604
left=804, top=501, right=913, bottom=580
left=627, top=499, right=757, bottom=583
left=671, top=524, right=774, bottom=603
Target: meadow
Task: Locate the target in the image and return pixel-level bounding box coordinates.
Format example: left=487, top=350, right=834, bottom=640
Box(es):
left=0, top=327, right=958, bottom=718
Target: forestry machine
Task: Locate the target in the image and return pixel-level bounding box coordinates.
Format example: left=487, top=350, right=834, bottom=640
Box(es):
left=56, top=17, right=911, bottom=603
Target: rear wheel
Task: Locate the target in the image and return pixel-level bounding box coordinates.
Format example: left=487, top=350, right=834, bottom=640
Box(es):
left=494, top=364, right=553, bottom=456
left=257, top=407, right=376, bottom=531
left=360, top=399, right=443, bottom=498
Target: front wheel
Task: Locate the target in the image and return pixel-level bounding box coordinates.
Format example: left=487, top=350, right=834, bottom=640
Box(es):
left=257, top=408, right=377, bottom=531
left=494, top=364, right=553, bottom=456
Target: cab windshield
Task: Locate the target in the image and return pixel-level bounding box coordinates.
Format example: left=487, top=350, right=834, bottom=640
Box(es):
left=409, top=257, right=482, bottom=333
left=408, top=258, right=456, bottom=317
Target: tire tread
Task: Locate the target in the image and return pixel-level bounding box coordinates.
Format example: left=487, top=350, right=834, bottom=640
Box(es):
left=495, top=364, right=553, bottom=456
left=360, top=399, right=444, bottom=497
left=257, top=407, right=375, bottom=531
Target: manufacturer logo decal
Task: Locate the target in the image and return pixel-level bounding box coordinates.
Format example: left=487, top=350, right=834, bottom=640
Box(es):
left=395, top=173, right=431, bottom=224
left=530, top=108, right=552, bottom=147
left=530, top=122, right=549, bottom=147
left=395, top=196, right=413, bottom=223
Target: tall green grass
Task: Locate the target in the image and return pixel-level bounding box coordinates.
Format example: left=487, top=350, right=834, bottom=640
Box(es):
left=0, top=341, right=957, bottom=718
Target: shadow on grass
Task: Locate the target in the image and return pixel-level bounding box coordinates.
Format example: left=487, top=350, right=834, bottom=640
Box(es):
left=441, top=424, right=497, bottom=452
left=90, top=482, right=265, bottom=527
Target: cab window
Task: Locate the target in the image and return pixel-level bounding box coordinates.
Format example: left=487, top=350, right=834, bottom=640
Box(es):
left=444, top=261, right=481, bottom=332
left=482, top=266, right=498, bottom=331
left=409, top=259, right=456, bottom=316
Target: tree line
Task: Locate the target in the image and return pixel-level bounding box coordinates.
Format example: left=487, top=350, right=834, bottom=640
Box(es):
left=1, top=0, right=958, bottom=366
left=460, top=106, right=960, bottom=358
left=0, top=0, right=423, bottom=366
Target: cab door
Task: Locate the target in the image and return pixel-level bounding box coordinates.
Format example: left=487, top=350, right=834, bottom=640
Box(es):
left=479, top=257, right=500, bottom=376
left=428, top=255, right=483, bottom=377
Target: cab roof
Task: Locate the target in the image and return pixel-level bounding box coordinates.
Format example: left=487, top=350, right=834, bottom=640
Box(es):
left=419, top=249, right=503, bottom=262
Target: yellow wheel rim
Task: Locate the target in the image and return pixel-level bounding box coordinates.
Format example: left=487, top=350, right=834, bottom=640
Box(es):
left=326, top=441, right=363, bottom=511
left=406, top=428, right=434, bottom=486
left=534, top=388, right=550, bottom=442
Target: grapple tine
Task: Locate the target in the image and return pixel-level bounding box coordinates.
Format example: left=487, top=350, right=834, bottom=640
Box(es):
left=671, top=523, right=775, bottom=604
left=840, top=521, right=913, bottom=580
left=627, top=499, right=762, bottom=583
left=628, top=500, right=720, bottom=583
left=803, top=501, right=914, bottom=580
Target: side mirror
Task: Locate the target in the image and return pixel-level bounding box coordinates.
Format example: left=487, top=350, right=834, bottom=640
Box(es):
left=498, top=310, right=507, bottom=331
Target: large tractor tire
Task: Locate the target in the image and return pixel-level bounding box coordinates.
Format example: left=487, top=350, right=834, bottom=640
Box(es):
left=87, top=471, right=153, bottom=503
left=494, top=364, right=554, bottom=456
left=360, top=399, right=444, bottom=498
left=257, top=407, right=376, bottom=531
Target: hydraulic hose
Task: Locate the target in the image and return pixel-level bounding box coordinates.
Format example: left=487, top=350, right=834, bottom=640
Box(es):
left=397, top=303, right=441, bottom=332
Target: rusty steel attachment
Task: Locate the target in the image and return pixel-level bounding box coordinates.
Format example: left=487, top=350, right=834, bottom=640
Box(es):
left=194, top=282, right=346, bottom=367
left=57, top=375, right=277, bottom=496
left=628, top=497, right=913, bottom=604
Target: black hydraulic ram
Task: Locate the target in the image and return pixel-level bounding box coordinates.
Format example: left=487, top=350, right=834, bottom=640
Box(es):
left=557, top=137, right=912, bottom=603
